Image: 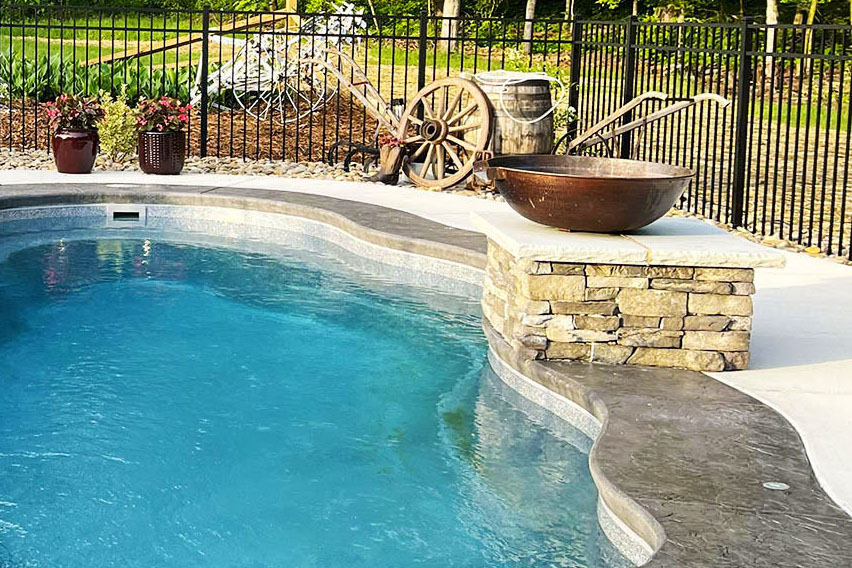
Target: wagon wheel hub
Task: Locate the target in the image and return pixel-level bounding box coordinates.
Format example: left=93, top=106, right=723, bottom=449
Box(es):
left=420, top=119, right=448, bottom=143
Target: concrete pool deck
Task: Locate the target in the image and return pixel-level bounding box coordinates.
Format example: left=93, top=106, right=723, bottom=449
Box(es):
left=0, top=172, right=850, bottom=565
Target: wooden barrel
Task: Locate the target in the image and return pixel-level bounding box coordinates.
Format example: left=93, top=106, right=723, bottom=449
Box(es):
left=477, top=78, right=554, bottom=155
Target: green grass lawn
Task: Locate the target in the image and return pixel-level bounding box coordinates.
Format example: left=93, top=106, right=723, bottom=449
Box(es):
left=758, top=98, right=851, bottom=131
left=1, top=17, right=849, bottom=134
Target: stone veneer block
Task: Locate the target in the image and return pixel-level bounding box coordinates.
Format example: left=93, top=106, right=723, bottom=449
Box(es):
left=520, top=274, right=585, bottom=301
left=474, top=212, right=784, bottom=372
left=551, top=300, right=617, bottom=316
left=688, top=293, right=753, bottom=316
left=682, top=331, right=750, bottom=352
left=627, top=347, right=726, bottom=372
left=616, top=289, right=687, bottom=317
left=588, top=276, right=649, bottom=289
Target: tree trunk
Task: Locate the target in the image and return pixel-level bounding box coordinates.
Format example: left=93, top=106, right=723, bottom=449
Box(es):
left=632, top=0, right=638, bottom=16
left=523, top=0, right=537, bottom=55
left=440, top=0, right=461, bottom=52
left=804, top=0, right=818, bottom=55
left=766, top=0, right=778, bottom=72
left=564, top=0, right=573, bottom=20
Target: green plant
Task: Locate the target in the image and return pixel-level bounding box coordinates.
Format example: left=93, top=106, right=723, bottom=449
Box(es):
left=0, top=51, right=203, bottom=104
left=44, top=93, right=103, bottom=132
left=136, top=96, right=191, bottom=132
left=98, top=86, right=138, bottom=161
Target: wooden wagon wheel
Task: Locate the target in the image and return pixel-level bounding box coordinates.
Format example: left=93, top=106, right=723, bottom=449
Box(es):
left=397, top=77, right=491, bottom=190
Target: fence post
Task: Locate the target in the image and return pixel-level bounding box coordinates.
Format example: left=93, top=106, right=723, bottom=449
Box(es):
left=567, top=18, right=583, bottom=142
left=619, top=15, right=638, bottom=158
left=199, top=5, right=210, bottom=158
left=417, top=10, right=428, bottom=93
left=731, top=17, right=754, bottom=228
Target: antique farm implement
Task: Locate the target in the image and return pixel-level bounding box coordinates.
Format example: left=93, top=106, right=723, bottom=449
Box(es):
left=304, top=47, right=492, bottom=189
left=555, top=90, right=730, bottom=157
left=190, top=2, right=367, bottom=124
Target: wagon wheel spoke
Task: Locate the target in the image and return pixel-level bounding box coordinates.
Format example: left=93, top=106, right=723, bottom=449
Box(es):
left=443, top=142, right=464, bottom=170
left=436, top=87, right=448, bottom=119
left=435, top=144, right=446, bottom=179
left=447, top=102, right=477, bottom=125
left=448, top=121, right=481, bottom=134
left=410, top=141, right=429, bottom=160
left=402, top=134, right=424, bottom=144
left=442, top=89, right=464, bottom=121
left=420, top=144, right=435, bottom=178
left=446, top=135, right=477, bottom=152
left=421, top=100, right=437, bottom=120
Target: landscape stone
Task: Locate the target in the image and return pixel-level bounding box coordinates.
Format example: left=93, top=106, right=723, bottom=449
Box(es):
left=586, top=264, right=649, bottom=277
left=723, top=351, right=751, bottom=370
left=513, top=297, right=551, bottom=315
left=585, top=287, right=619, bottom=300
left=550, top=263, right=586, bottom=275
left=591, top=343, right=635, bottom=365
left=683, top=315, right=731, bottom=331
left=546, top=342, right=591, bottom=360
left=551, top=300, right=617, bottom=316
left=651, top=278, right=732, bottom=294
left=588, top=276, right=649, bottom=289
left=694, top=267, right=754, bottom=282
left=646, top=266, right=694, bottom=279
left=661, top=317, right=684, bottom=330
left=622, top=315, right=661, bottom=328
left=728, top=316, right=752, bottom=331
left=616, top=288, right=688, bottom=316
left=520, top=274, right=585, bottom=301
left=731, top=282, right=757, bottom=295
left=574, top=315, right=621, bottom=332
left=546, top=327, right=616, bottom=343
left=627, top=348, right=726, bottom=372
left=682, top=331, right=750, bottom=351
left=688, top=293, right=753, bottom=316
left=617, top=328, right=683, bottom=348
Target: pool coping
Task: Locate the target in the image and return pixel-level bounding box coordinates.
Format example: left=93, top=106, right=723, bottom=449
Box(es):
left=1, top=183, right=850, bottom=567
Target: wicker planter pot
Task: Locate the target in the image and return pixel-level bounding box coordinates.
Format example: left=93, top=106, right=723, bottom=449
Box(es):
left=52, top=129, right=98, bottom=174
left=138, top=130, right=186, bottom=175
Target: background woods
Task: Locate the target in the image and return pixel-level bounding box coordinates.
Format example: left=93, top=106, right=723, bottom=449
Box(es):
left=3, top=0, right=852, bottom=24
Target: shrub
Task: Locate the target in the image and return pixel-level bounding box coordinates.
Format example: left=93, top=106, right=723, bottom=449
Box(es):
left=136, top=96, right=192, bottom=132
left=98, top=86, right=138, bottom=161
left=44, top=93, right=104, bottom=132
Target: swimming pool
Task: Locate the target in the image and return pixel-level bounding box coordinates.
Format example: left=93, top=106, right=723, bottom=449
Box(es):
left=0, top=209, right=631, bottom=567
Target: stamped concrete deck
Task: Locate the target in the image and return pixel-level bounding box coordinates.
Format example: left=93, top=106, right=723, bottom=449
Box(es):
left=0, top=176, right=850, bottom=566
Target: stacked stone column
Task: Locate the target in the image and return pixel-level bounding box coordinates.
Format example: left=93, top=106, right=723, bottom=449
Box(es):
left=482, top=239, right=756, bottom=372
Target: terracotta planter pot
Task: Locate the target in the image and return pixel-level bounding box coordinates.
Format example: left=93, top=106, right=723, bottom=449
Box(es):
left=52, top=129, right=98, bottom=174
left=138, top=131, right=186, bottom=175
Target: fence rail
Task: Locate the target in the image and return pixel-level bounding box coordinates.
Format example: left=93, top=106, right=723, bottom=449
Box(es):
left=1, top=5, right=851, bottom=259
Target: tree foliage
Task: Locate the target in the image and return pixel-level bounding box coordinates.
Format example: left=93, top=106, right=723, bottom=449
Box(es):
left=3, top=0, right=850, bottom=24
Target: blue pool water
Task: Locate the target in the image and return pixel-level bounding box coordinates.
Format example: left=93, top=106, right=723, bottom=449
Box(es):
left=0, top=234, right=629, bottom=567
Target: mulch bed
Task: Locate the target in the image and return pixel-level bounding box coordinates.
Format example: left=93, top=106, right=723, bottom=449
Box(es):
left=0, top=94, right=379, bottom=164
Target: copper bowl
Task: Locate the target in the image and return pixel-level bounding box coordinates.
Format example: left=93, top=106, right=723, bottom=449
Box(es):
left=474, top=155, right=694, bottom=233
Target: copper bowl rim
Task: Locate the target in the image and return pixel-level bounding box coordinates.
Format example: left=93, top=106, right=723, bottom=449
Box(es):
left=480, top=155, right=696, bottom=183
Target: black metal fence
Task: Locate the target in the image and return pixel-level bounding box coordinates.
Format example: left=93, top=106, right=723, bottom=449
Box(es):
left=1, top=5, right=851, bottom=259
